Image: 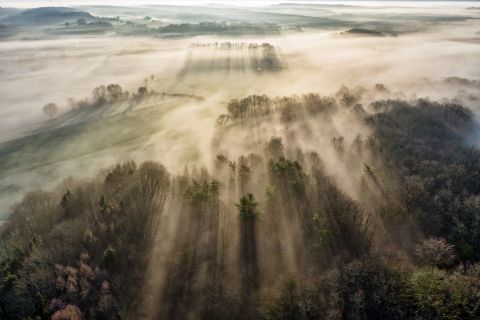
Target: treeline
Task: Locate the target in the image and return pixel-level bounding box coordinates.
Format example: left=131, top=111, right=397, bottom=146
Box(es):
left=216, top=93, right=337, bottom=126
left=4, top=88, right=480, bottom=319
left=67, top=84, right=148, bottom=111
left=41, top=83, right=150, bottom=119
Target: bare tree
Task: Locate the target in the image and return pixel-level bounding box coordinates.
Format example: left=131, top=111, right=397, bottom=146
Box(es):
left=67, top=97, right=77, bottom=111
left=107, top=84, right=123, bottom=102
left=92, top=85, right=107, bottom=106
left=42, top=103, right=58, bottom=119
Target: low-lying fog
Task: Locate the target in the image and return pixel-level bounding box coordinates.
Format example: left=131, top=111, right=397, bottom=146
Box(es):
left=2, top=24, right=479, bottom=133
left=1, top=1, right=480, bottom=218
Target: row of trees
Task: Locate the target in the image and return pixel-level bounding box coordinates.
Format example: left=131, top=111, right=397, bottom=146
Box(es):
left=41, top=84, right=151, bottom=119
left=217, top=93, right=338, bottom=126
left=190, top=42, right=275, bottom=51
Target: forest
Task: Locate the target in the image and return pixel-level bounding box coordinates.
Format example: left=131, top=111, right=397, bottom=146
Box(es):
left=2, top=87, right=480, bottom=319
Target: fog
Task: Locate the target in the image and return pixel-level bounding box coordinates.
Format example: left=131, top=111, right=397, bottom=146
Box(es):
left=1, top=2, right=480, bottom=219
left=1, top=25, right=479, bottom=132
left=1, top=20, right=479, bottom=127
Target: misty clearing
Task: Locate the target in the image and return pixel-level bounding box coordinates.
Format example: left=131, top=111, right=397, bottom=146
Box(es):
left=1, top=1, right=480, bottom=320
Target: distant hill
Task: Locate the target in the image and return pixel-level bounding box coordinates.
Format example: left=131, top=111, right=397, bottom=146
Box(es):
left=1, top=7, right=95, bottom=26
left=0, top=7, right=22, bottom=19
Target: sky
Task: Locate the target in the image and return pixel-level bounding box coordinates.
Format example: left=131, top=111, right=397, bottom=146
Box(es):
left=1, top=0, right=479, bottom=9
